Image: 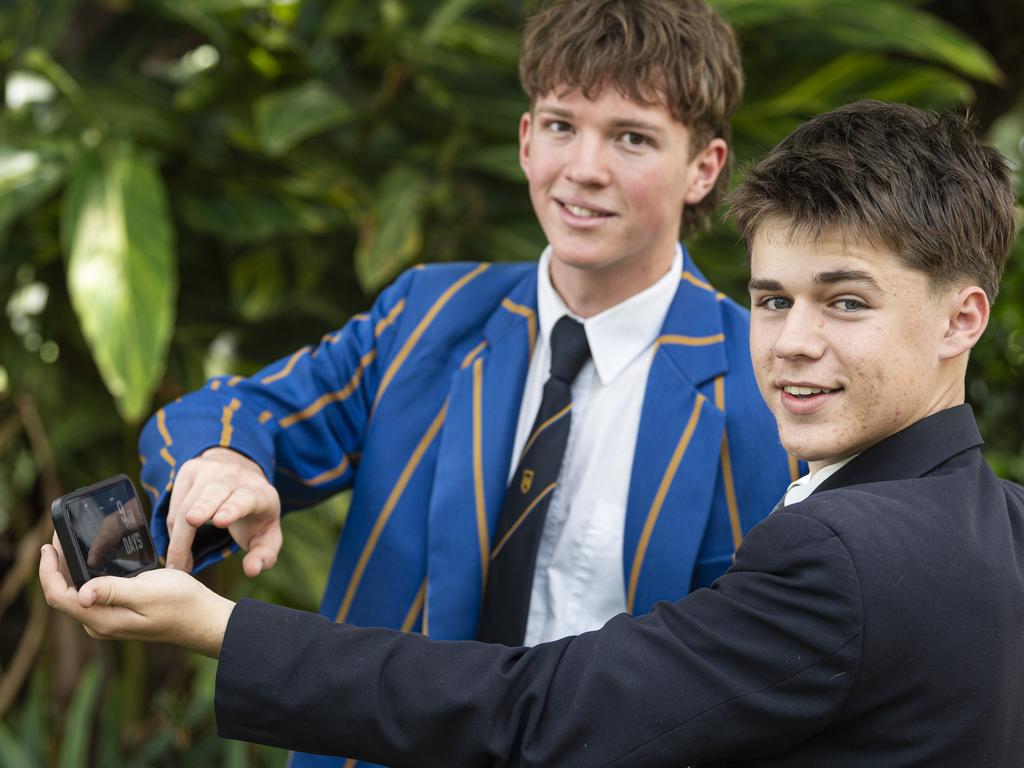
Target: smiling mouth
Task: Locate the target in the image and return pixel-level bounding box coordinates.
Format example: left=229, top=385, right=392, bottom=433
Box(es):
left=558, top=200, right=613, bottom=219
left=782, top=385, right=840, bottom=398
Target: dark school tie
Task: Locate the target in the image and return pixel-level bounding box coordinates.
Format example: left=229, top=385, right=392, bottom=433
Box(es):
left=477, top=315, right=591, bottom=645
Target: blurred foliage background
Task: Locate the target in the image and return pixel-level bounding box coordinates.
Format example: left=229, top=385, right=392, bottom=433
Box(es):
left=0, top=0, right=1021, bottom=764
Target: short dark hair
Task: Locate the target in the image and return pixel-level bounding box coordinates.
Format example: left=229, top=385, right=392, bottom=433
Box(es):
left=519, top=0, right=743, bottom=236
left=727, top=100, right=1018, bottom=303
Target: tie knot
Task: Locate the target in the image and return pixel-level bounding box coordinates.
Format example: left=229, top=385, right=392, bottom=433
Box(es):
left=549, top=316, right=590, bottom=384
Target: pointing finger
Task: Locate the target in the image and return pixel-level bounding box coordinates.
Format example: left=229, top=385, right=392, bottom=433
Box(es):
left=165, top=510, right=198, bottom=571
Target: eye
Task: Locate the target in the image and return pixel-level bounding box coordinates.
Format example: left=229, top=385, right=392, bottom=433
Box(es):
left=757, top=296, right=791, bottom=311
left=621, top=131, right=649, bottom=147
left=545, top=119, right=573, bottom=134
left=833, top=298, right=866, bottom=312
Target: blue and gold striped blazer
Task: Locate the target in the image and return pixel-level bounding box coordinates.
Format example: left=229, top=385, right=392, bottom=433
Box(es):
left=140, top=249, right=796, bottom=763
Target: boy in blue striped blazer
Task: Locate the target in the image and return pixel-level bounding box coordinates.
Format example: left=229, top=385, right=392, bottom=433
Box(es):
left=44, top=2, right=794, bottom=766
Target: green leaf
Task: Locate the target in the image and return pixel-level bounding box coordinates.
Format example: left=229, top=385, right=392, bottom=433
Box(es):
left=422, top=0, right=485, bottom=45
left=255, top=81, right=354, bottom=157
left=57, top=662, right=103, bottom=768
left=0, top=148, right=65, bottom=241
left=465, top=144, right=523, bottom=182
left=61, top=143, right=177, bottom=423
left=716, top=0, right=1000, bottom=83
left=230, top=247, right=287, bottom=320
left=178, top=184, right=346, bottom=242
left=0, top=721, right=33, bottom=768
left=434, top=21, right=521, bottom=67
left=355, top=167, right=429, bottom=292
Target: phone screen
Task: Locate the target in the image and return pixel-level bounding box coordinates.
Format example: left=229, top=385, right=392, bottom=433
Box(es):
left=66, top=478, right=156, bottom=578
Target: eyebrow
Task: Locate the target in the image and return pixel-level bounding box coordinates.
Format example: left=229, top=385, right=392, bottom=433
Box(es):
left=534, top=106, right=665, bottom=135
left=814, top=270, right=882, bottom=290
left=747, top=270, right=882, bottom=292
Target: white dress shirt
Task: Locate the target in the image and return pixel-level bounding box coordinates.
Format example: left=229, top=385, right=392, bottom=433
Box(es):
left=782, top=455, right=858, bottom=507
left=513, top=246, right=683, bottom=645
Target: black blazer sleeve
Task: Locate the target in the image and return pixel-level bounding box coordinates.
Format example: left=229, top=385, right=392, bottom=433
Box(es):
left=215, top=512, right=864, bottom=767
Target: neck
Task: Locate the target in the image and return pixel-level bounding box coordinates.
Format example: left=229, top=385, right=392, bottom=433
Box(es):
left=548, top=248, right=676, bottom=318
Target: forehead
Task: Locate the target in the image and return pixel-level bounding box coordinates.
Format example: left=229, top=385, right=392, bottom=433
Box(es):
left=536, top=85, right=683, bottom=127
left=748, top=224, right=915, bottom=289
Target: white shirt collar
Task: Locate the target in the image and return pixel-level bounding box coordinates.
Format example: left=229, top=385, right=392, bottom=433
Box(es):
left=783, top=454, right=859, bottom=507
left=536, top=245, right=683, bottom=386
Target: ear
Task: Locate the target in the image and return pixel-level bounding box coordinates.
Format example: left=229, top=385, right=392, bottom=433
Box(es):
left=519, top=111, right=533, bottom=180
left=683, top=137, right=728, bottom=205
left=937, top=285, right=989, bottom=360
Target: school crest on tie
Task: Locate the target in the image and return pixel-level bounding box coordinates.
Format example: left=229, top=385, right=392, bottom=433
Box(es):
left=521, top=469, right=534, bottom=494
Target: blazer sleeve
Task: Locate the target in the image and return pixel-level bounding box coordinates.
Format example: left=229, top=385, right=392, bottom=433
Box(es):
left=214, top=511, right=864, bottom=767
left=138, top=269, right=417, bottom=571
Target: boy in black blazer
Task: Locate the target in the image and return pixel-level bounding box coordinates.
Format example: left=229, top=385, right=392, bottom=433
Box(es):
left=42, top=100, right=1024, bottom=766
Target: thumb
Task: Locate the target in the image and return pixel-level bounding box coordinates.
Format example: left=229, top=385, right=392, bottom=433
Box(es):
left=80, top=576, right=131, bottom=609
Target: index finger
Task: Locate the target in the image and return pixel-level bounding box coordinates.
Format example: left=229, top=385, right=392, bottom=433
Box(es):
left=165, top=509, right=198, bottom=572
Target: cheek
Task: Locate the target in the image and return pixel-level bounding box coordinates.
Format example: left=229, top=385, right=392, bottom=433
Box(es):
left=621, top=164, right=682, bottom=210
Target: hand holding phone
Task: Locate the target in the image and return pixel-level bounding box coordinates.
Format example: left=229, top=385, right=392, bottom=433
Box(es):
left=51, top=474, right=157, bottom=589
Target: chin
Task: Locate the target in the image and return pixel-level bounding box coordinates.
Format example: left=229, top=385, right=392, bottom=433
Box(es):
left=550, top=246, right=611, bottom=269
left=777, top=432, right=833, bottom=466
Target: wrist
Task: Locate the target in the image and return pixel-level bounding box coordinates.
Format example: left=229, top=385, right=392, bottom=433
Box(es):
left=195, top=591, right=236, bottom=658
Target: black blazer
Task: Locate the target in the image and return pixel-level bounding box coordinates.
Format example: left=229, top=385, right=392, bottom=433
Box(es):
left=215, top=405, right=1024, bottom=767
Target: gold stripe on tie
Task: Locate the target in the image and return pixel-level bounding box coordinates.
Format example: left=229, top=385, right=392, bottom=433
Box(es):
left=260, top=346, right=311, bottom=385
left=627, top=395, right=706, bottom=614
left=279, top=348, right=378, bottom=428
left=472, top=359, right=489, bottom=588
left=336, top=401, right=449, bottom=623
left=258, top=410, right=273, bottom=424
left=277, top=455, right=351, bottom=486
left=401, top=579, right=428, bottom=633
left=219, top=398, right=242, bottom=447
left=519, top=402, right=572, bottom=459
left=373, top=264, right=491, bottom=415
left=500, top=298, right=537, bottom=356
left=490, top=482, right=557, bottom=560
left=715, top=376, right=743, bottom=551
left=374, top=298, right=406, bottom=338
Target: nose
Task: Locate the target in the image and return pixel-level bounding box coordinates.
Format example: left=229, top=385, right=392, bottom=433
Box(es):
left=773, top=302, right=826, bottom=360
left=564, top=132, right=610, bottom=187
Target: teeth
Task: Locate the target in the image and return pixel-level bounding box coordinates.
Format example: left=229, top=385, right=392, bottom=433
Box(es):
left=565, top=203, right=604, bottom=218
left=784, top=385, right=832, bottom=396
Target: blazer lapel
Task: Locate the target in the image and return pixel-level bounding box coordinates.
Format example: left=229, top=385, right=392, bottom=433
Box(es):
left=816, top=404, right=982, bottom=494
left=623, top=249, right=730, bottom=616
left=425, top=270, right=538, bottom=639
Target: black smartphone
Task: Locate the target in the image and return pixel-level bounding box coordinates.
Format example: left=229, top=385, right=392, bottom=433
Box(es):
left=51, top=474, right=158, bottom=589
